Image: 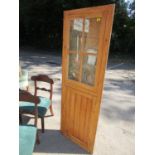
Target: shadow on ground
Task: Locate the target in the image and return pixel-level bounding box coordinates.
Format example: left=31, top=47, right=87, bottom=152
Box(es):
left=34, top=129, right=88, bottom=154
left=104, top=79, right=135, bottom=96
left=101, top=78, right=135, bottom=123
left=20, top=50, right=61, bottom=69
left=20, top=115, right=88, bottom=154
left=101, top=104, right=135, bottom=122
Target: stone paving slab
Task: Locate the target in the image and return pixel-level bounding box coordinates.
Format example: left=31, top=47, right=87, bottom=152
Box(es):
left=20, top=49, right=135, bottom=155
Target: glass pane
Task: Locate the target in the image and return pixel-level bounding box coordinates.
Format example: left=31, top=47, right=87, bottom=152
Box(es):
left=83, top=17, right=102, bottom=54
left=81, top=55, right=97, bottom=86
left=69, top=18, right=83, bottom=51
left=68, top=54, right=81, bottom=81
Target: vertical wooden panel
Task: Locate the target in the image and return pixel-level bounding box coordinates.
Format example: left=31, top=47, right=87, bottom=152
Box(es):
left=69, top=89, right=75, bottom=134
left=63, top=88, right=69, bottom=133
left=79, top=97, right=87, bottom=141
left=73, top=93, right=78, bottom=136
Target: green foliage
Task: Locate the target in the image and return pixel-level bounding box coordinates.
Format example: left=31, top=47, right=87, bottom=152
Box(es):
left=20, top=0, right=135, bottom=57
left=110, top=0, right=135, bottom=57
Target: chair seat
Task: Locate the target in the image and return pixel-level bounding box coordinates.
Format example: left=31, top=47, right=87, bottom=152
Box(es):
left=19, top=125, right=37, bottom=155
left=19, top=96, right=51, bottom=117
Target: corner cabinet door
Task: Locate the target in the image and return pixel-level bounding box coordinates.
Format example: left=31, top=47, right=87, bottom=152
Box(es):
left=61, top=4, right=115, bottom=153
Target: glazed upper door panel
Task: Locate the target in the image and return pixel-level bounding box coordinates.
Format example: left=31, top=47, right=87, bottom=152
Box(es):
left=66, top=15, right=104, bottom=88
left=61, top=4, right=115, bottom=153
left=68, top=17, right=101, bottom=86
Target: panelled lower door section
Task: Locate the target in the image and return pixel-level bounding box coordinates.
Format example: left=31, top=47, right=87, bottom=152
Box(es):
left=62, top=86, right=97, bottom=149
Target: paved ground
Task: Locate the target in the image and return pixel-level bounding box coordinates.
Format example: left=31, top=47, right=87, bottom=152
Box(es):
left=20, top=48, right=135, bottom=155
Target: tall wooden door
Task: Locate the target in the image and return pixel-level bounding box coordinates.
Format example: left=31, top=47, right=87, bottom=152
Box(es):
left=61, top=4, right=115, bottom=153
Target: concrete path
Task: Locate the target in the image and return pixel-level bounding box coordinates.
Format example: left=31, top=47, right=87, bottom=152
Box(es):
left=20, top=49, right=135, bottom=155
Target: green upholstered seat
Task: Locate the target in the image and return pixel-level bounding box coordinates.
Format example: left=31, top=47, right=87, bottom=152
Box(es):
left=19, top=96, right=51, bottom=117
left=19, top=125, right=37, bottom=155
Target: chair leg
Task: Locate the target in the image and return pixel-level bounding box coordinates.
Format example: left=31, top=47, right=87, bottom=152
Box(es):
left=36, top=130, right=40, bottom=145
left=41, top=117, right=45, bottom=133
left=49, top=104, right=54, bottom=116
left=19, top=114, right=22, bottom=124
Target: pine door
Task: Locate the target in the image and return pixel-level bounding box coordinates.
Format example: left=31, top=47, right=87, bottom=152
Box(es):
left=61, top=4, right=115, bottom=153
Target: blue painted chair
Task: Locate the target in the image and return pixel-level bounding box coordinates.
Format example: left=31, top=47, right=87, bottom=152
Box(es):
left=19, top=90, right=40, bottom=155
left=20, top=75, right=54, bottom=133
left=19, top=125, right=37, bottom=155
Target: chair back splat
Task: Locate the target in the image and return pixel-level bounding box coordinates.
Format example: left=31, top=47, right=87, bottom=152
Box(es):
left=31, top=75, right=54, bottom=100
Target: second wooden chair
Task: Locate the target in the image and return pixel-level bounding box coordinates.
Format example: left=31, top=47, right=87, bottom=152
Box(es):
left=20, top=75, right=54, bottom=133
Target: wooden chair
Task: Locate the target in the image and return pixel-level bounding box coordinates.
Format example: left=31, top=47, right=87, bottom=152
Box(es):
left=20, top=74, right=54, bottom=133
left=19, top=90, right=40, bottom=155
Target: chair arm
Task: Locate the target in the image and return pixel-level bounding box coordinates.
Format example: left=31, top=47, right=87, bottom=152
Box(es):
left=19, top=90, right=40, bottom=104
